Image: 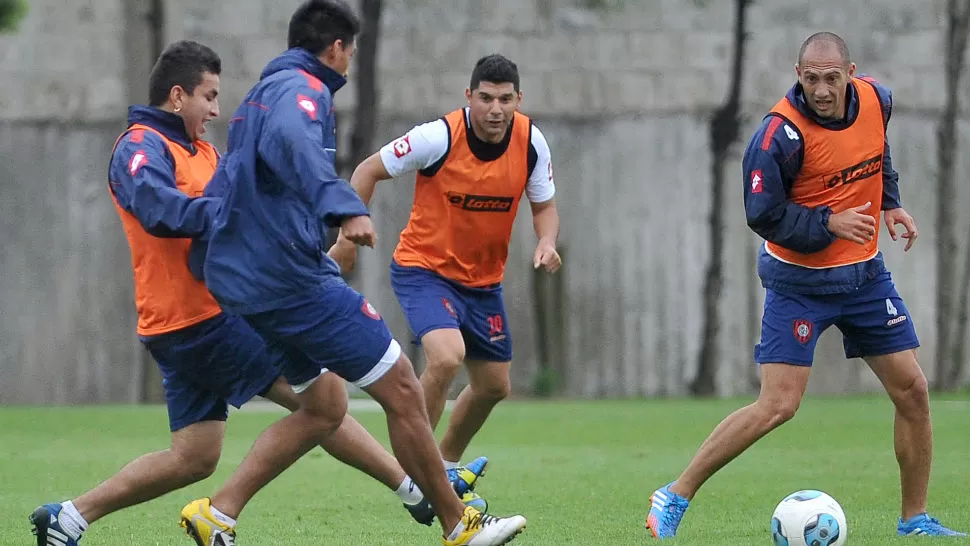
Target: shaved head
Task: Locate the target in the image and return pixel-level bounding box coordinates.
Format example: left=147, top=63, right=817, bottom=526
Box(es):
left=798, top=32, right=850, bottom=66
left=795, top=31, right=855, bottom=119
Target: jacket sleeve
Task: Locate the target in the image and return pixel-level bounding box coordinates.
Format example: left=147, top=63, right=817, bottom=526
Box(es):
left=258, top=85, right=370, bottom=228
left=742, top=115, right=837, bottom=253
left=881, top=139, right=901, bottom=210
left=867, top=78, right=902, bottom=210
left=108, top=130, right=218, bottom=238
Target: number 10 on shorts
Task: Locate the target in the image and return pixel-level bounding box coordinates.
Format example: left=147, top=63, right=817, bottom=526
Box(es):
left=487, top=315, right=504, bottom=335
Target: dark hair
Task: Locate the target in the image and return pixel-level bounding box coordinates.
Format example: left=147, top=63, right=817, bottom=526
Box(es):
left=288, top=0, right=360, bottom=55
left=469, top=54, right=520, bottom=92
left=798, top=32, right=850, bottom=65
left=148, top=40, right=221, bottom=107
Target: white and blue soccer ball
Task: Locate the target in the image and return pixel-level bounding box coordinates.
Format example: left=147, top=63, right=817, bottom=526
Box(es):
left=771, top=490, right=847, bottom=546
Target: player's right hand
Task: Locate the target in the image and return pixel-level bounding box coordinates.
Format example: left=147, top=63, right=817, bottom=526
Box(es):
left=827, top=201, right=877, bottom=244
left=340, top=215, right=377, bottom=247
left=327, top=234, right=358, bottom=273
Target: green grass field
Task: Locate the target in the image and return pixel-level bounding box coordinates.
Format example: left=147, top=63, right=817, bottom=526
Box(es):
left=2, top=395, right=968, bottom=545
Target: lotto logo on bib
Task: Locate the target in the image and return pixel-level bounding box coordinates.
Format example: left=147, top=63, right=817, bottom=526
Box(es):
left=792, top=319, right=813, bottom=344
left=361, top=300, right=381, bottom=320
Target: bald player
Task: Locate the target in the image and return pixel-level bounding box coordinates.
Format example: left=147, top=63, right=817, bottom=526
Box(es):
left=644, top=31, right=965, bottom=539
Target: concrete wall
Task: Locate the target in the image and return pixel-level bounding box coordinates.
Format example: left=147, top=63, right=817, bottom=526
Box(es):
left=2, top=0, right=967, bottom=402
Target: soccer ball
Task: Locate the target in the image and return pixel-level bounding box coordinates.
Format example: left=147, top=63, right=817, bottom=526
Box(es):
left=770, top=490, right=847, bottom=546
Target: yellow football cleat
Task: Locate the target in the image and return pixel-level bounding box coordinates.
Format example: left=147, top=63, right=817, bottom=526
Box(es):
left=442, top=506, right=526, bottom=546
left=179, top=498, right=236, bottom=546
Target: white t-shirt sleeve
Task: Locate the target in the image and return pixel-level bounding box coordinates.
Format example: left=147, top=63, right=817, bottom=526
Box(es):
left=526, top=124, right=556, bottom=203
left=378, top=119, right=450, bottom=178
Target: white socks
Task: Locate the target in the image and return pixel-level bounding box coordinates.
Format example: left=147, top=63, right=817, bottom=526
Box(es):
left=395, top=476, right=424, bottom=505
left=209, top=505, right=237, bottom=528
left=58, top=501, right=88, bottom=539
left=443, top=459, right=460, bottom=470
left=447, top=518, right=468, bottom=540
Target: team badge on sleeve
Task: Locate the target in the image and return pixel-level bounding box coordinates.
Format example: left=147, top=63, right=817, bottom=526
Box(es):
left=392, top=135, right=411, bottom=158
left=296, top=94, right=317, bottom=120
left=128, top=150, right=148, bottom=176
left=361, top=299, right=381, bottom=320
left=792, top=319, right=813, bottom=344
left=751, top=169, right=763, bottom=194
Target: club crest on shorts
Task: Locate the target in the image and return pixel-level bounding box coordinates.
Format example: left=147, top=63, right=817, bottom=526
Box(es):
left=441, top=297, right=457, bottom=318
left=361, top=299, right=381, bottom=320
left=792, top=319, right=813, bottom=344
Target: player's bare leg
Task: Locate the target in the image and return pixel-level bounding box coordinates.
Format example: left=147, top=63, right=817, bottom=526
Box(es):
left=210, top=371, right=347, bottom=518
left=417, top=330, right=490, bottom=502
left=670, top=363, right=811, bottom=499
left=364, top=352, right=526, bottom=544
left=78, top=420, right=224, bottom=523
left=864, top=349, right=931, bottom=520
left=419, top=328, right=467, bottom=429
left=30, top=421, right=225, bottom=545
left=438, top=360, right=510, bottom=463
left=364, top=353, right=465, bottom=533
left=262, top=379, right=405, bottom=490
left=645, top=364, right=811, bottom=538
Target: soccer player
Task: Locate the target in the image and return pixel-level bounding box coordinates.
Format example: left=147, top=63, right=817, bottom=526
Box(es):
left=183, top=2, right=527, bottom=545
left=644, top=32, right=965, bottom=539
left=27, top=39, right=461, bottom=546
left=330, top=53, right=561, bottom=477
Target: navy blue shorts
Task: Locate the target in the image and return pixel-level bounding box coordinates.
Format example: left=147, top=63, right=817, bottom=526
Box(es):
left=390, top=261, right=512, bottom=362
left=143, top=313, right=283, bottom=432
left=755, top=272, right=920, bottom=365
left=242, top=278, right=401, bottom=389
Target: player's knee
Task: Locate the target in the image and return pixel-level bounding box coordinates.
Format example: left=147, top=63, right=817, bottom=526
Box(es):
left=894, top=371, right=930, bottom=416
left=473, top=377, right=510, bottom=402
left=775, top=402, right=800, bottom=424
left=425, top=350, right=464, bottom=376
left=298, top=403, right=346, bottom=438
left=297, top=375, right=349, bottom=436
left=423, top=332, right=466, bottom=374
left=173, top=443, right=221, bottom=481
left=759, top=396, right=800, bottom=425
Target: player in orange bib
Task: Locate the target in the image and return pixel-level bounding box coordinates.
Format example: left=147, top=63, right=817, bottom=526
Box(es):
left=332, top=54, right=561, bottom=486
left=644, top=32, right=964, bottom=539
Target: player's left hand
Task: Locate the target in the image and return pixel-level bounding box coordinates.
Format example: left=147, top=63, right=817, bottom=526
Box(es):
left=533, top=241, right=562, bottom=273
left=884, top=207, right=918, bottom=252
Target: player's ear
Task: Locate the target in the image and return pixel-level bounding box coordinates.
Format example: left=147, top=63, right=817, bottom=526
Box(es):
left=847, top=62, right=856, bottom=77
left=170, top=85, right=187, bottom=112
left=465, top=87, right=473, bottom=105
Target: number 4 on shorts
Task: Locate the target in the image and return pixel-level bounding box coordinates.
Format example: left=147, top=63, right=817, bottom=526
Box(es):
left=886, top=298, right=898, bottom=316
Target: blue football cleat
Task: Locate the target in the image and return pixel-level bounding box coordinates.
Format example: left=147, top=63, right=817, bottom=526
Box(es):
left=460, top=491, right=488, bottom=513
left=645, top=483, right=690, bottom=539
left=897, top=513, right=966, bottom=536
left=447, top=456, right=488, bottom=497
left=30, top=504, right=82, bottom=546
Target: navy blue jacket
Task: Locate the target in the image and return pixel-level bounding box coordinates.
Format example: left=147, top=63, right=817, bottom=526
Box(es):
left=742, top=77, right=901, bottom=295
left=197, top=48, right=370, bottom=314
